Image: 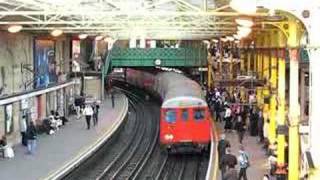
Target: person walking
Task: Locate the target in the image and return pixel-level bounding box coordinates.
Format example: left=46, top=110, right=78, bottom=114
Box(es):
left=220, top=148, right=237, bottom=179
left=26, top=121, right=37, bottom=155
left=83, top=105, right=93, bottom=129
left=235, top=115, right=246, bottom=144
left=238, top=145, right=250, bottom=180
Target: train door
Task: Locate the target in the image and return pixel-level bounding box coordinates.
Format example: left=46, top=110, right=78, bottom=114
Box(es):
left=176, top=108, right=191, bottom=141
left=192, top=108, right=210, bottom=142
left=160, top=108, right=177, bottom=143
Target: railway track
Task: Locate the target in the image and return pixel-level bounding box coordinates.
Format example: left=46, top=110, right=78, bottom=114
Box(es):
left=63, top=82, right=210, bottom=180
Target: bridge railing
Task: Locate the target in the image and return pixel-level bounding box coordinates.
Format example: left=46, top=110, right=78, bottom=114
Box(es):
left=109, top=47, right=207, bottom=67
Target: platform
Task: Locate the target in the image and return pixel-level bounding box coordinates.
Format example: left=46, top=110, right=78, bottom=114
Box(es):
left=216, top=122, right=269, bottom=179
left=0, top=93, right=128, bottom=180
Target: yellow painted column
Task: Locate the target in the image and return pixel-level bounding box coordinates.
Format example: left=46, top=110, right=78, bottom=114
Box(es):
left=256, top=36, right=263, bottom=108
left=208, top=53, right=213, bottom=89
left=247, top=48, right=251, bottom=74
left=277, top=48, right=286, bottom=173
left=262, top=34, right=270, bottom=128
left=269, top=45, right=278, bottom=145
left=287, top=20, right=300, bottom=180
left=240, top=49, right=246, bottom=101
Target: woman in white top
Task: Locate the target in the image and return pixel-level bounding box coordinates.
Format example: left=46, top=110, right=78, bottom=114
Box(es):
left=83, top=105, right=93, bottom=130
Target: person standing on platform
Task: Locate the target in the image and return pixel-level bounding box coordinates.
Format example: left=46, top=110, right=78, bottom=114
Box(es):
left=257, top=109, right=264, bottom=143
left=235, top=115, right=246, bottom=144
left=19, top=115, right=28, bottom=146
left=249, top=107, right=259, bottom=136
left=92, top=101, right=100, bottom=126
left=220, top=148, right=237, bottom=180
left=218, top=134, right=231, bottom=163
left=26, top=121, right=37, bottom=155
left=83, top=105, right=93, bottom=130
left=111, top=91, right=115, bottom=108
left=224, top=104, right=232, bottom=133
left=238, top=145, right=250, bottom=180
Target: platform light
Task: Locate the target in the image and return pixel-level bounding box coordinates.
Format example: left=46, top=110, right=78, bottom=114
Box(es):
left=233, top=34, right=241, bottom=40
left=238, top=26, right=252, bottom=34
left=51, top=29, right=63, bottom=37
left=104, top=37, right=113, bottom=43
left=8, top=25, right=22, bottom=33
left=95, top=35, right=103, bottom=41
left=235, top=18, right=254, bottom=27
left=226, top=36, right=235, bottom=41
left=78, top=34, right=88, bottom=40
left=221, top=37, right=228, bottom=42
left=230, top=0, right=257, bottom=14
left=212, top=39, right=218, bottom=43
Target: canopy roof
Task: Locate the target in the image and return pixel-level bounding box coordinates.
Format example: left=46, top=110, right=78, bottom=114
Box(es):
left=0, top=0, right=277, bottom=39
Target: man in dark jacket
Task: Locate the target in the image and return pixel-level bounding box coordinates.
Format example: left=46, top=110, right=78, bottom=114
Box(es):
left=218, top=134, right=231, bottom=163
left=220, top=148, right=237, bottom=179
left=235, top=116, right=246, bottom=144
left=26, top=121, right=37, bottom=155
left=223, top=166, right=238, bottom=180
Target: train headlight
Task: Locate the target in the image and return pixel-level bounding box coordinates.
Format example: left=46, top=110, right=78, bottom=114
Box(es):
left=164, top=134, right=174, bottom=140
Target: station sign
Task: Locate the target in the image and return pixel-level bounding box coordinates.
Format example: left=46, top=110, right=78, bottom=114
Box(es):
left=198, top=67, right=208, bottom=71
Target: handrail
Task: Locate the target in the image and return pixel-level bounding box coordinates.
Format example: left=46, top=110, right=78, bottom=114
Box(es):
left=103, top=41, right=117, bottom=77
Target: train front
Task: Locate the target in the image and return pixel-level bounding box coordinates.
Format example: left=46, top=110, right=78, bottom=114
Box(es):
left=157, top=73, right=212, bottom=153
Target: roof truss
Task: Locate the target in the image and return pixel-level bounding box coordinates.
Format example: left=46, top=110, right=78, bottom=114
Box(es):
left=0, top=0, right=269, bottom=40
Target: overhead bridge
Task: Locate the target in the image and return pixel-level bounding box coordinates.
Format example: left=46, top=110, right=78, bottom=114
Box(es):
left=109, top=47, right=207, bottom=67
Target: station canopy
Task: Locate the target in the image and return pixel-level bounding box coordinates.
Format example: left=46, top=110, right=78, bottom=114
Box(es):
left=0, top=0, right=277, bottom=40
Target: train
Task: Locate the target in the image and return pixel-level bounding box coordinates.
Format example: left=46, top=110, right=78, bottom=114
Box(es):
left=125, top=68, right=212, bottom=153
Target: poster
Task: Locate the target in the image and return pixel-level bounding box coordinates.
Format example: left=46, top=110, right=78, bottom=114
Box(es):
left=34, top=39, right=56, bottom=88
left=72, top=40, right=81, bottom=59
left=5, top=104, right=13, bottom=134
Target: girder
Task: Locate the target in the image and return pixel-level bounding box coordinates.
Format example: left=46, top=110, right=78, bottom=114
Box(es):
left=0, top=0, right=269, bottom=39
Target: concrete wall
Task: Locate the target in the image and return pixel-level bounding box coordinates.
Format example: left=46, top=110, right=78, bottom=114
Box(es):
left=0, top=32, right=75, bottom=144
left=0, top=31, right=34, bottom=93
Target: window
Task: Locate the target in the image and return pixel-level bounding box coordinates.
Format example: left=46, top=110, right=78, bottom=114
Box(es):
left=182, top=109, right=189, bottom=121
left=165, top=110, right=176, bottom=123
left=194, top=109, right=205, bottom=121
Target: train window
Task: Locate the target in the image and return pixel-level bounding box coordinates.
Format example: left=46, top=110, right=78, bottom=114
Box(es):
left=194, top=109, right=205, bottom=121
left=165, top=110, right=176, bottom=123
left=181, top=109, right=188, bottom=121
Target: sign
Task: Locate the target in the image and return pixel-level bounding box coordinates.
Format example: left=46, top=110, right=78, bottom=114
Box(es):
left=154, top=59, right=162, bottom=66
left=276, top=125, right=288, bottom=135
left=198, top=67, right=208, bottom=72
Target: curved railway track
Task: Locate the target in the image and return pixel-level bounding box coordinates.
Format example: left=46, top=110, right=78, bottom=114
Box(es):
left=63, top=82, right=210, bottom=180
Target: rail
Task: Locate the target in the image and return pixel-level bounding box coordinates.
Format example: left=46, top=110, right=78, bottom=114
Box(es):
left=0, top=81, right=76, bottom=106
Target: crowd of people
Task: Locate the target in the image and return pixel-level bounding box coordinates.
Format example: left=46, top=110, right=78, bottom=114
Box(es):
left=207, top=87, right=274, bottom=180
left=206, top=87, right=265, bottom=144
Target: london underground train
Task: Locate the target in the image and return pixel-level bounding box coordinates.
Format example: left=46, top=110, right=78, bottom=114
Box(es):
left=125, top=69, right=212, bottom=153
